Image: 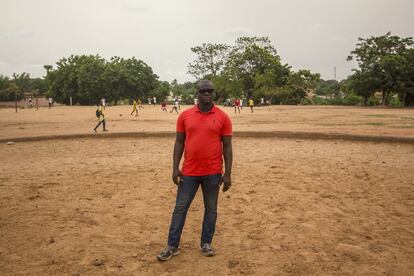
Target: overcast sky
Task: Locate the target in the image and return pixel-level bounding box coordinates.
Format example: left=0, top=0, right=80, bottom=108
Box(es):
left=1, top=0, right=413, bottom=82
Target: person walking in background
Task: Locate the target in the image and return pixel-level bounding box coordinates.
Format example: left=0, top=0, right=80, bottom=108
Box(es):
left=248, top=98, right=254, bottom=113
left=176, top=98, right=181, bottom=110
left=93, top=102, right=107, bottom=132
left=101, top=98, right=106, bottom=110
left=170, top=100, right=179, bottom=114
left=157, top=79, right=233, bottom=261
left=234, top=98, right=241, bottom=114
left=48, top=97, right=53, bottom=109
left=131, top=99, right=138, bottom=116
left=161, top=100, right=168, bottom=112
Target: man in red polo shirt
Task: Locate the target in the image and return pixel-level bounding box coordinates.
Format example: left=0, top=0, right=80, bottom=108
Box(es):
left=157, top=79, right=233, bottom=261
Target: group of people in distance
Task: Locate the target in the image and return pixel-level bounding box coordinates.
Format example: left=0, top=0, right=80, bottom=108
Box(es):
left=93, top=94, right=257, bottom=133
left=232, top=98, right=254, bottom=113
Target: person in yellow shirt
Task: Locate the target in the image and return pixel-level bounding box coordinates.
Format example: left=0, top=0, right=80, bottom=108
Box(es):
left=138, top=99, right=143, bottom=109
left=248, top=98, right=254, bottom=113
left=93, top=102, right=107, bottom=132
left=131, top=99, right=138, bottom=117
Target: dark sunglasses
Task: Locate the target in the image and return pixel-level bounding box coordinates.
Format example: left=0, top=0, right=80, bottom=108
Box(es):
left=198, top=89, right=214, bottom=94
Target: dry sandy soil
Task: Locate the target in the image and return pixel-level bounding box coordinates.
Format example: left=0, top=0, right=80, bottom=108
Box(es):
left=0, top=105, right=414, bottom=275
left=0, top=105, right=414, bottom=140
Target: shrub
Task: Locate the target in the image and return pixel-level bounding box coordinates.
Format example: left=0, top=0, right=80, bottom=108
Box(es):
left=390, top=97, right=401, bottom=107
left=342, top=94, right=362, bottom=106
left=368, top=97, right=380, bottom=106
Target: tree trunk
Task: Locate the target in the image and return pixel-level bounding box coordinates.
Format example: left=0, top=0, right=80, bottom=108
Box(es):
left=401, top=91, right=407, bottom=107
left=364, top=94, right=368, bottom=106
left=381, top=91, right=388, bottom=106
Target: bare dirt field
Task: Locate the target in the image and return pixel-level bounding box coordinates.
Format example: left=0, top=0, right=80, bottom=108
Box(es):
left=0, top=105, right=414, bottom=140
left=0, top=105, right=414, bottom=275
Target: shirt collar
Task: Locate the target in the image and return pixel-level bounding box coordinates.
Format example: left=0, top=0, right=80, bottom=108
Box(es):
left=195, top=104, right=216, bottom=114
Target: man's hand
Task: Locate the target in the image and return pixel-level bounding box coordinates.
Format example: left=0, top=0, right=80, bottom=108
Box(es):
left=172, top=169, right=183, bottom=186
left=221, top=173, right=231, bottom=192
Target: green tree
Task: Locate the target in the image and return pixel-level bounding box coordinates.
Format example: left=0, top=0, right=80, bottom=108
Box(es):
left=397, top=48, right=414, bottom=106
left=13, top=72, right=31, bottom=94
left=152, top=80, right=171, bottom=101
left=188, top=43, right=230, bottom=79
left=45, top=55, right=158, bottom=105
left=287, top=70, right=320, bottom=104
left=316, top=79, right=341, bottom=96
left=30, top=78, right=48, bottom=95
left=345, top=70, right=378, bottom=106
left=0, top=75, right=13, bottom=101
left=347, top=32, right=414, bottom=106
left=225, top=37, right=290, bottom=100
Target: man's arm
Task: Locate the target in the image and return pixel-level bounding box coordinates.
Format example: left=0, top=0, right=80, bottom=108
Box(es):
left=222, top=136, right=233, bottom=192
left=172, top=132, right=186, bottom=185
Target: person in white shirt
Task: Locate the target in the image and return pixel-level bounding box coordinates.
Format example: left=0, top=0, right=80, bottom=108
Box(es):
left=101, top=98, right=106, bottom=109
left=170, top=100, right=179, bottom=114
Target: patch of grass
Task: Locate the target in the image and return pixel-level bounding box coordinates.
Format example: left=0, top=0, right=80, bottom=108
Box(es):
left=366, top=122, right=386, bottom=126
left=400, top=116, right=414, bottom=121
left=365, top=114, right=395, bottom=118
left=317, top=123, right=359, bottom=126
left=390, top=125, right=414, bottom=129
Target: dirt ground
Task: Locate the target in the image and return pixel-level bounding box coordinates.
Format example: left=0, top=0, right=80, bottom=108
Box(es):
left=0, top=105, right=414, bottom=275
left=0, top=105, right=413, bottom=140
left=0, top=137, right=413, bottom=275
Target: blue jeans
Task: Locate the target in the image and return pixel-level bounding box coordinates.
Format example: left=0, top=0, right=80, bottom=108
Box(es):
left=167, top=174, right=222, bottom=248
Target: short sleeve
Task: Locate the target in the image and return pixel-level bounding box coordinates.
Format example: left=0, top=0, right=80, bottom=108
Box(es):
left=221, top=114, right=232, bottom=136
left=176, top=113, right=185, bottom=133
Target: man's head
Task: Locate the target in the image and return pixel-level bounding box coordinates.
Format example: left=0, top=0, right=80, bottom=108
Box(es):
left=197, top=79, right=214, bottom=104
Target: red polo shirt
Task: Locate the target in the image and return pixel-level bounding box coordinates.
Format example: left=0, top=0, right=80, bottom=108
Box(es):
left=176, top=105, right=232, bottom=176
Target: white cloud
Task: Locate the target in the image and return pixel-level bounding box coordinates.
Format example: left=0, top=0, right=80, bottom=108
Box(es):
left=0, top=0, right=413, bottom=81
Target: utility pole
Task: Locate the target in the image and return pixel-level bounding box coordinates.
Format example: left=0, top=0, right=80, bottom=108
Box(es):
left=334, top=66, right=337, bottom=81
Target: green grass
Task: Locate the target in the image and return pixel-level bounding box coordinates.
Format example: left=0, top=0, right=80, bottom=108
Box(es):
left=390, top=125, right=414, bottom=129
left=366, top=122, right=387, bottom=126
left=317, top=123, right=359, bottom=126
left=400, top=116, right=414, bottom=121
left=365, top=114, right=396, bottom=118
